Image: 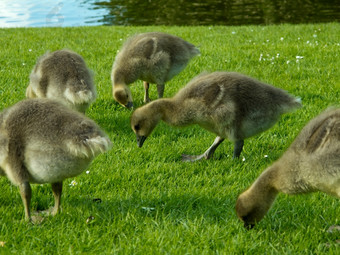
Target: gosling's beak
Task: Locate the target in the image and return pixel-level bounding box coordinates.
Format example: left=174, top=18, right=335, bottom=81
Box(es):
left=125, top=101, right=134, bottom=110
left=244, top=222, right=255, bottom=230
left=136, top=135, right=147, bottom=148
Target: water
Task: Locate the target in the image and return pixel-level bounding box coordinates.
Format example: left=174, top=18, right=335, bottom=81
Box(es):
left=0, top=0, right=339, bottom=28
left=0, top=0, right=109, bottom=27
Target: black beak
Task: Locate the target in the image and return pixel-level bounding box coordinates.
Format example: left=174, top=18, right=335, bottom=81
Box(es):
left=136, top=135, right=147, bottom=147
left=125, top=101, right=134, bottom=109
left=244, top=222, right=255, bottom=230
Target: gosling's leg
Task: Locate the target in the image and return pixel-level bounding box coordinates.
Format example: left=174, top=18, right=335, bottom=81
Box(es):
left=233, top=140, right=244, bottom=159
left=143, top=81, right=151, bottom=103
left=51, top=182, right=63, bottom=216
left=182, top=136, right=225, bottom=162
left=19, top=181, right=32, bottom=221
left=157, top=83, right=165, bottom=98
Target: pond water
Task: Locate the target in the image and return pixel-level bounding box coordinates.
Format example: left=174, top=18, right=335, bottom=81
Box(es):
left=0, top=0, right=339, bottom=27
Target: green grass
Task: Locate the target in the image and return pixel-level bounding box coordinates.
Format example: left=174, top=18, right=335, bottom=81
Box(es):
left=0, top=23, right=339, bottom=254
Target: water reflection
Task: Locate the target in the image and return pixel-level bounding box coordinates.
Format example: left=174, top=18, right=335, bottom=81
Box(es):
left=94, top=0, right=340, bottom=26
left=0, top=0, right=339, bottom=27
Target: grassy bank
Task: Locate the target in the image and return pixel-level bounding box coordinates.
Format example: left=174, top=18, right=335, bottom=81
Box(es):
left=0, top=23, right=339, bottom=254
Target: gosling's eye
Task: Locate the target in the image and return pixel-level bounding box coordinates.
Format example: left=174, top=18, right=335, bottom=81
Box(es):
left=134, top=124, right=140, bottom=131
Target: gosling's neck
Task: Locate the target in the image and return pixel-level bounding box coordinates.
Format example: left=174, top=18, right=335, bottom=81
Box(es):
left=148, top=98, right=187, bottom=126
left=248, top=165, right=280, bottom=207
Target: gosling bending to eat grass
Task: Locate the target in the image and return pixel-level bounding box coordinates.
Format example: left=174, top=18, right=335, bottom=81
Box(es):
left=111, top=32, right=200, bottom=109
left=26, top=49, right=96, bottom=113
left=0, top=99, right=112, bottom=222
left=236, top=108, right=340, bottom=229
left=131, top=71, right=302, bottom=161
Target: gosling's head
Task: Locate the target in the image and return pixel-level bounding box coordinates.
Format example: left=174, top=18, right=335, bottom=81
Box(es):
left=130, top=105, right=162, bottom=148
left=235, top=189, right=275, bottom=229
left=113, top=85, right=133, bottom=109
left=236, top=193, right=263, bottom=229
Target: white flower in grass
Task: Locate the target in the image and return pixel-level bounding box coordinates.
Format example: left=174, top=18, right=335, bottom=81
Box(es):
left=280, top=37, right=284, bottom=41
left=231, top=31, right=236, bottom=34
left=313, top=34, right=317, bottom=38
left=259, top=54, right=263, bottom=61
left=69, top=180, right=78, bottom=186
left=242, top=157, right=246, bottom=162
left=264, top=155, right=268, bottom=158
left=29, top=49, right=32, bottom=52
left=86, top=170, right=90, bottom=174
left=307, top=40, right=310, bottom=44
left=296, top=56, right=304, bottom=59
left=22, top=63, right=25, bottom=66
left=286, top=60, right=290, bottom=64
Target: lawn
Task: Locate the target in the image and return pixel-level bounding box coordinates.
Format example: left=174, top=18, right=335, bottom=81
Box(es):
left=0, top=23, right=339, bottom=254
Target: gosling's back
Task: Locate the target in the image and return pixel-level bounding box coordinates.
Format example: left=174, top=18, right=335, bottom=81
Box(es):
left=172, top=72, right=301, bottom=139
left=112, top=32, right=200, bottom=85
left=0, top=99, right=111, bottom=184
left=276, top=107, right=340, bottom=196
left=27, top=50, right=96, bottom=113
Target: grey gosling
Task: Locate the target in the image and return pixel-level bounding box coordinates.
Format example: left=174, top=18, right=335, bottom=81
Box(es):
left=131, top=71, right=302, bottom=161
left=111, top=32, right=200, bottom=109
left=236, top=108, right=340, bottom=228
left=0, top=99, right=112, bottom=222
left=26, top=49, right=96, bottom=113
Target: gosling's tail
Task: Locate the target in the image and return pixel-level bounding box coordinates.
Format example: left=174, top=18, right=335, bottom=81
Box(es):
left=66, top=135, right=112, bottom=158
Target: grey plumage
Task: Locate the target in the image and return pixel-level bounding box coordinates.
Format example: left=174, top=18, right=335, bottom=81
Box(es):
left=131, top=71, right=302, bottom=161
left=26, top=49, right=96, bottom=113
left=0, top=99, right=112, bottom=222
left=236, top=108, right=340, bottom=228
left=111, top=32, right=200, bottom=108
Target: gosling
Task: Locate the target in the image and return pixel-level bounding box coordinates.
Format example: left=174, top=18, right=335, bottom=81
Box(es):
left=26, top=49, right=96, bottom=113
left=131, top=72, right=301, bottom=161
left=131, top=71, right=302, bottom=161
left=111, top=32, right=200, bottom=109
left=236, top=108, right=340, bottom=229
left=0, top=99, right=112, bottom=222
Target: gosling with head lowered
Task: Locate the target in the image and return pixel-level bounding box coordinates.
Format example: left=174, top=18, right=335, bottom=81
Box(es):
left=111, top=32, right=200, bottom=109
left=0, top=99, right=112, bottom=222
left=131, top=71, right=301, bottom=161
left=236, top=108, right=340, bottom=229
left=26, top=49, right=96, bottom=113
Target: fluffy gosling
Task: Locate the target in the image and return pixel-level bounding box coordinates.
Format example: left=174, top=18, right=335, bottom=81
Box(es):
left=0, top=99, right=111, bottom=222
left=236, top=108, right=340, bottom=228
left=26, top=49, right=96, bottom=113
left=111, top=32, right=200, bottom=109
left=131, top=71, right=301, bottom=161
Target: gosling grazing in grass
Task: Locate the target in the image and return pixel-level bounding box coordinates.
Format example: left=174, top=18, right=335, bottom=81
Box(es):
left=0, top=99, right=112, bottom=222
left=26, top=49, right=96, bottom=113
left=131, top=71, right=302, bottom=161
left=236, top=108, right=340, bottom=229
left=111, top=32, right=200, bottom=109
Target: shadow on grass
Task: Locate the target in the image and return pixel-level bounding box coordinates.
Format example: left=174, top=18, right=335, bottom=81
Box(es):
left=65, top=193, right=237, bottom=225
